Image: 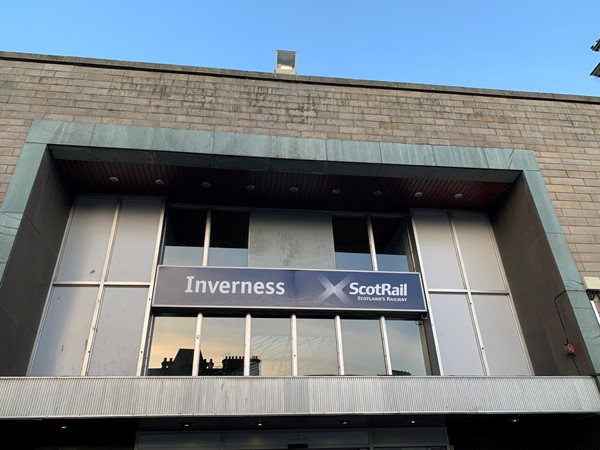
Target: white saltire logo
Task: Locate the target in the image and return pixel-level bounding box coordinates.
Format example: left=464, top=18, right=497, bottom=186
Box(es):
left=316, top=274, right=354, bottom=305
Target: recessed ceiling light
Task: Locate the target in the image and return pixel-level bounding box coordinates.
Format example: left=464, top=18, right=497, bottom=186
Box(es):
left=201, top=181, right=212, bottom=188
left=373, top=190, right=383, bottom=196
left=454, top=193, right=463, bottom=199
left=60, top=425, right=68, bottom=430
left=255, top=420, right=265, bottom=427
left=331, top=189, right=341, bottom=195
left=338, top=420, right=350, bottom=425
left=414, top=191, right=423, bottom=198
left=289, top=186, right=299, bottom=193
left=155, top=178, right=165, bottom=185
left=246, top=184, right=255, bottom=191
left=108, top=176, right=119, bottom=183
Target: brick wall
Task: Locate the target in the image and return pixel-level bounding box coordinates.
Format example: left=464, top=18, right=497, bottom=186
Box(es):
left=1, top=52, right=600, bottom=274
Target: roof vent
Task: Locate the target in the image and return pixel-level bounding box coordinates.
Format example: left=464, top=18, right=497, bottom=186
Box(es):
left=275, top=50, right=297, bottom=75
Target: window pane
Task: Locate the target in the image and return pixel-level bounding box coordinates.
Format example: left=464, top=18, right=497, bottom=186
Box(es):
left=297, top=318, right=338, bottom=375
left=29, top=286, right=98, bottom=376
left=453, top=212, right=506, bottom=291
left=250, top=318, right=292, bottom=376
left=333, top=216, right=372, bottom=271
left=386, top=319, right=427, bottom=376
left=147, top=316, right=196, bottom=376
left=209, top=210, right=249, bottom=267
left=56, top=197, right=116, bottom=282
left=162, top=208, right=206, bottom=266
left=107, top=198, right=162, bottom=282
left=199, top=317, right=246, bottom=376
left=341, top=319, right=385, bottom=375
left=372, top=217, right=410, bottom=272
left=473, top=294, right=530, bottom=375
left=412, top=210, right=464, bottom=289
left=88, top=287, right=148, bottom=376
left=429, top=293, right=484, bottom=375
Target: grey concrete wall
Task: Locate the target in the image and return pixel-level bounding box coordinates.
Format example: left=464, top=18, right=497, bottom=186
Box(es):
left=0, top=150, right=71, bottom=374
left=491, top=176, right=593, bottom=375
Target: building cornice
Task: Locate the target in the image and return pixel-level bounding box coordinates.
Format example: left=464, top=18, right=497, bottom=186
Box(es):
left=1, top=50, right=599, bottom=105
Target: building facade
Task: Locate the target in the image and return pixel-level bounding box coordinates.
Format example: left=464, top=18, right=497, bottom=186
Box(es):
left=1, top=51, right=600, bottom=449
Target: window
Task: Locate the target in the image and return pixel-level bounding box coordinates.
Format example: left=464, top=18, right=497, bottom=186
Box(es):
left=372, top=216, right=410, bottom=272
left=162, top=207, right=206, bottom=266
left=208, top=210, right=249, bottom=267
left=146, top=314, right=427, bottom=377
left=147, top=206, right=428, bottom=378
left=332, top=215, right=372, bottom=270
left=199, top=317, right=246, bottom=376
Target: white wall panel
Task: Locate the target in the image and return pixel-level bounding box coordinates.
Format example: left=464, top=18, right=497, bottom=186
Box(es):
left=453, top=212, right=506, bottom=291
left=429, top=293, right=485, bottom=375
left=107, top=198, right=162, bottom=282
left=55, top=197, right=116, bottom=282
left=87, top=287, right=149, bottom=376
left=411, top=210, right=464, bottom=290
left=29, top=286, right=98, bottom=376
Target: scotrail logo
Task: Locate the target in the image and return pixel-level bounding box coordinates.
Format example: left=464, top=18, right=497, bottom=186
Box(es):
left=316, top=274, right=354, bottom=305
left=316, top=273, right=410, bottom=306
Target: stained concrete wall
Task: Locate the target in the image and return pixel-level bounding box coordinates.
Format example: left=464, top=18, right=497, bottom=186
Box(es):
left=491, top=176, right=594, bottom=375
left=0, top=149, right=71, bottom=374
left=1, top=52, right=599, bottom=277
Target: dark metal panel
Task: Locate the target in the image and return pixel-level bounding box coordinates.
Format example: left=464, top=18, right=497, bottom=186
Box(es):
left=55, top=160, right=511, bottom=213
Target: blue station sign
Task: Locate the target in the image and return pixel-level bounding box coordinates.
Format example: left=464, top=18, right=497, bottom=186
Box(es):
left=153, top=266, right=427, bottom=312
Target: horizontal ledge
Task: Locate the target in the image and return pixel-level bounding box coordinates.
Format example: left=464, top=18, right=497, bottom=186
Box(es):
left=0, top=376, right=598, bottom=419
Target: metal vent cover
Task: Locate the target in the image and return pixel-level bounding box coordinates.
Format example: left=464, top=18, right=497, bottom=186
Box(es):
left=276, top=50, right=297, bottom=75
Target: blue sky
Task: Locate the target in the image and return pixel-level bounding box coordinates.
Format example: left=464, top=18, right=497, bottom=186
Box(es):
left=2, top=1, right=599, bottom=96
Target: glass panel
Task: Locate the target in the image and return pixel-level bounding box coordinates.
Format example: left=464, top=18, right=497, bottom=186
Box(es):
left=341, top=319, right=385, bottom=375
left=56, top=197, right=116, bottom=282
left=199, top=317, right=246, bottom=376
left=208, top=210, right=249, bottom=267
left=429, top=293, right=484, bottom=375
left=107, top=198, right=162, bottom=282
left=147, top=316, right=196, bottom=376
left=411, top=210, right=464, bottom=290
left=473, top=294, right=530, bottom=375
left=333, top=216, right=372, bottom=271
left=29, top=286, right=98, bottom=376
left=250, top=317, right=292, bottom=376
left=453, top=212, right=506, bottom=291
left=372, top=216, right=410, bottom=272
left=162, top=207, right=206, bottom=266
left=248, top=211, right=335, bottom=269
left=87, top=287, right=148, bottom=376
left=297, top=318, right=338, bottom=375
left=386, top=319, right=427, bottom=376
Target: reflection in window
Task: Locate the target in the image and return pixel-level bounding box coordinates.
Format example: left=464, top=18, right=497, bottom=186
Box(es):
left=147, top=316, right=196, bottom=376
left=297, top=318, right=338, bottom=375
left=341, top=319, right=385, bottom=375
left=162, top=208, right=206, bottom=266
left=250, top=318, right=292, bottom=376
left=372, top=216, right=410, bottom=272
left=199, top=317, right=246, bottom=376
left=332, top=216, right=372, bottom=270
left=386, top=320, right=427, bottom=376
left=208, top=210, right=249, bottom=267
